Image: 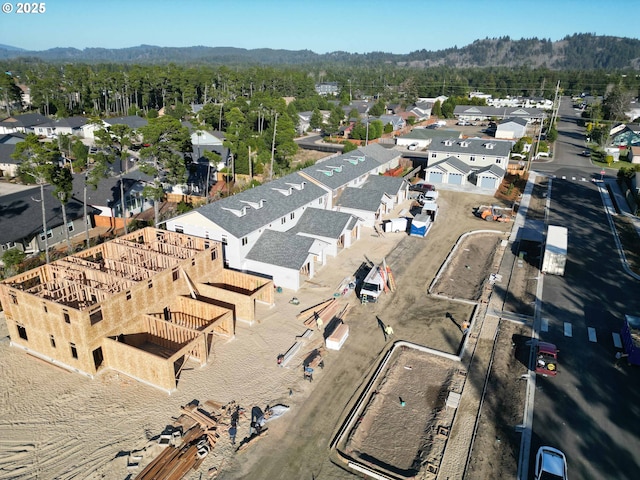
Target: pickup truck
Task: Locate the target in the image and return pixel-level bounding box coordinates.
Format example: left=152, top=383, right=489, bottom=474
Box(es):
left=535, top=342, right=558, bottom=376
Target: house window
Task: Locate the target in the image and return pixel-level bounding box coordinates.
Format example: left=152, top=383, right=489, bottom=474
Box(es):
left=175, top=225, right=184, bottom=234
left=10, top=293, right=18, bottom=305
left=148, top=280, right=153, bottom=289
left=67, top=222, right=74, bottom=233
left=204, top=241, right=210, bottom=249
left=70, top=343, right=78, bottom=359
left=431, top=153, right=436, bottom=158
left=191, top=258, right=196, bottom=266
left=496, top=159, right=502, bottom=164
left=40, top=230, right=53, bottom=241
left=211, top=249, right=217, bottom=260
left=290, top=212, right=295, bottom=220
left=89, top=309, right=103, bottom=325
left=43, top=303, right=48, bottom=313
left=241, top=237, right=248, bottom=246
left=172, top=269, right=179, bottom=281
left=281, top=217, right=286, bottom=225
left=470, top=156, right=476, bottom=162
left=63, top=312, right=70, bottom=323
left=126, top=291, right=131, bottom=301
left=17, top=324, right=28, bottom=341
left=50, top=335, right=56, bottom=348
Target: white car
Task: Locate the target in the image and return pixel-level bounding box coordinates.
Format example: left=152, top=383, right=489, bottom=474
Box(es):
left=407, top=143, right=418, bottom=151
left=535, top=446, right=568, bottom=480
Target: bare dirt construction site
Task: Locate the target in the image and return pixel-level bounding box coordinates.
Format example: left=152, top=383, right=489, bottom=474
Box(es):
left=0, top=187, right=523, bottom=480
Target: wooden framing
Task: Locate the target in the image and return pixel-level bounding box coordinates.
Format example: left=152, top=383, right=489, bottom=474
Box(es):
left=0, top=227, right=273, bottom=392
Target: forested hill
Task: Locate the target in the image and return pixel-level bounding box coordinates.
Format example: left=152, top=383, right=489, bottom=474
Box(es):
left=1, top=34, right=639, bottom=69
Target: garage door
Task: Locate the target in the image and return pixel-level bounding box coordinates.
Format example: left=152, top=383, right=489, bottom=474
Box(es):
left=428, top=171, right=444, bottom=184
left=448, top=173, right=463, bottom=185
left=480, top=176, right=498, bottom=189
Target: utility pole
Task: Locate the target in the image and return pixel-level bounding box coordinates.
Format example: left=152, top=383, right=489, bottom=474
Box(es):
left=248, top=145, right=253, bottom=179
left=270, top=112, right=278, bottom=181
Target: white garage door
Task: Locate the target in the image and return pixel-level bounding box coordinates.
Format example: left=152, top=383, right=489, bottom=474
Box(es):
left=480, top=176, right=498, bottom=189
left=448, top=173, right=463, bottom=185
left=428, top=171, right=444, bottom=184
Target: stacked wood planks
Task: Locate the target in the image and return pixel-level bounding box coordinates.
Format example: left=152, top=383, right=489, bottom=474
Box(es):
left=298, top=298, right=345, bottom=329
left=135, top=401, right=235, bottom=480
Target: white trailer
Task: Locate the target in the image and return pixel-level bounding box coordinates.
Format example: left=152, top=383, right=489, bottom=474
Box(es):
left=541, top=225, right=568, bottom=276
left=384, top=217, right=408, bottom=233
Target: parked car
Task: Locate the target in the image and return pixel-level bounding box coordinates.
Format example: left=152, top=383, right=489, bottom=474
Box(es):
left=579, top=150, right=591, bottom=157
left=457, top=120, right=470, bottom=126
left=535, top=342, right=558, bottom=376
left=535, top=446, right=568, bottom=480
left=409, top=182, right=436, bottom=193
left=407, top=143, right=418, bottom=151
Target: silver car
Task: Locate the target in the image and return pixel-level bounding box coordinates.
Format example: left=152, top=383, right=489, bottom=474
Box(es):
left=535, top=446, right=568, bottom=480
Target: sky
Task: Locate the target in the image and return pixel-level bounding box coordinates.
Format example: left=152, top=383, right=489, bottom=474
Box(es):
left=0, top=0, right=638, bottom=55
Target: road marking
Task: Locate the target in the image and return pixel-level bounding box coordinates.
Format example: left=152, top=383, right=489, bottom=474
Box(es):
left=564, top=322, right=572, bottom=337
left=588, top=327, right=597, bottom=342
left=612, top=332, right=622, bottom=348
left=541, top=318, right=549, bottom=332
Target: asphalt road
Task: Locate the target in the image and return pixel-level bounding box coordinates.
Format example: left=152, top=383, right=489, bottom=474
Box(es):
left=528, top=98, right=640, bottom=479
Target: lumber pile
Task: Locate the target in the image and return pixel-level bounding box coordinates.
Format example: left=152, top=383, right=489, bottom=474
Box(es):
left=135, top=426, right=204, bottom=480
left=135, top=400, right=239, bottom=480
left=298, top=298, right=345, bottom=329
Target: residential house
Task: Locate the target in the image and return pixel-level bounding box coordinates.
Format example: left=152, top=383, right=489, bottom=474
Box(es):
left=71, top=171, right=153, bottom=230
left=610, top=124, right=640, bottom=148
left=425, top=137, right=512, bottom=188
left=103, top=115, right=149, bottom=131
left=342, top=100, right=371, bottom=120
left=630, top=146, right=640, bottom=164
left=495, top=117, right=528, bottom=139
left=0, top=227, right=274, bottom=392
left=165, top=143, right=400, bottom=290
left=166, top=172, right=331, bottom=271
left=454, top=105, right=546, bottom=123
left=470, top=164, right=507, bottom=190
left=424, top=156, right=473, bottom=186
left=0, top=133, right=25, bottom=178
left=244, top=229, right=326, bottom=292
left=33, top=116, right=89, bottom=138
left=290, top=207, right=360, bottom=257
left=0, top=113, right=50, bottom=135
left=315, top=82, right=339, bottom=96
left=0, top=184, right=96, bottom=255
left=335, top=187, right=389, bottom=228
left=377, top=114, right=406, bottom=132
left=407, top=100, right=433, bottom=122
left=396, top=128, right=461, bottom=150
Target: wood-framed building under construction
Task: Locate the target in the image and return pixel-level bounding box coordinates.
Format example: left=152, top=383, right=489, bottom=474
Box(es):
left=0, top=227, right=274, bottom=392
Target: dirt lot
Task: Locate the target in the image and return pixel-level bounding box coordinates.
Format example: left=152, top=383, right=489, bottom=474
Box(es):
left=219, top=190, right=513, bottom=480
left=465, top=320, right=530, bottom=479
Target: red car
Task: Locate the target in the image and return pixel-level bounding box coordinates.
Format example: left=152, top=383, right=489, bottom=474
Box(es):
left=535, top=342, right=558, bottom=376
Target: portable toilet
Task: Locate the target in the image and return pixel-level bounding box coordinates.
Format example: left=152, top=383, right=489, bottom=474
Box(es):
left=409, top=214, right=432, bottom=238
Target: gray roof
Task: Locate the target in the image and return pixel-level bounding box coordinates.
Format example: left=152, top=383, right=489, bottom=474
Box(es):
left=0, top=113, right=49, bottom=128
left=0, top=143, right=17, bottom=164
left=336, top=187, right=384, bottom=212
left=192, top=171, right=327, bottom=238
left=429, top=156, right=473, bottom=174
left=400, top=129, right=461, bottom=141
left=104, top=116, right=148, bottom=129
left=300, top=143, right=399, bottom=191
left=0, top=133, right=26, bottom=144
left=290, top=207, right=356, bottom=239
left=454, top=105, right=546, bottom=119
left=0, top=184, right=97, bottom=244
left=360, top=174, right=406, bottom=196
left=52, top=116, right=89, bottom=129
left=477, top=164, right=506, bottom=177
left=428, top=137, right=513, bottom=157
left=245, top=229, right=315, bottom=270
left=498, top=117, right=528, bottom=127
left=71, top=171, right=152, bottom=207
